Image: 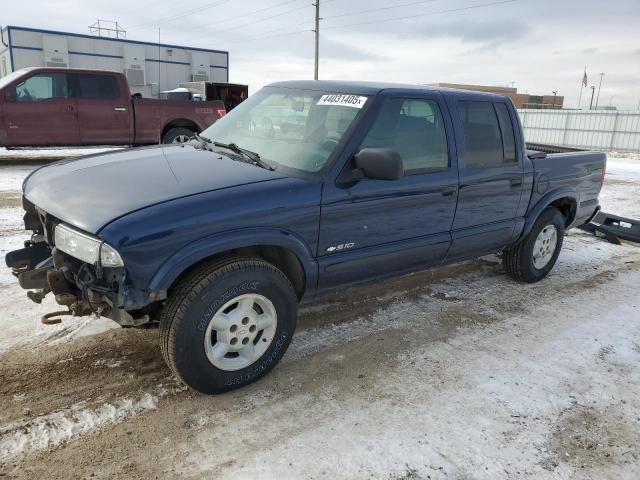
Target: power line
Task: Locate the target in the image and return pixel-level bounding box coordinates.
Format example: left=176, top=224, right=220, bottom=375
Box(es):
left=184, top=0, right=308, bottom=45
left=128, top=0, right=233, bottom=31
left=322, top=0, right=438, bottom=20
left=222, top=24, right=313, bottom=46
left=218, top=0, right=518, bottom=49
left=323, top=0, right=519, bottom=30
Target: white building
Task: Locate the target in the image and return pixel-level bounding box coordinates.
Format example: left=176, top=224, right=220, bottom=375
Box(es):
left=0, top=25, right=229, bottom=97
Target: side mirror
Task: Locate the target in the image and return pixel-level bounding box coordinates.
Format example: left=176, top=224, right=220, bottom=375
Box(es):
left=353, top=148, right=403, bottom=181
left=4, top=90, right=17, bottom=102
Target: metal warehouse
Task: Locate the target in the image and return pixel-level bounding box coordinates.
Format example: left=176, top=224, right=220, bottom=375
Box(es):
left=0, top=25, right=228, bottom=97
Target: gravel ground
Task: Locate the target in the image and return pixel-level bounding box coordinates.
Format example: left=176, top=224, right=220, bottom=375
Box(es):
left=0, top=154, right=639, bottom=479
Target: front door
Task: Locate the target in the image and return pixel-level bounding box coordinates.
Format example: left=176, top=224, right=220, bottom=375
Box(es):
left=4, top=71, right=79, bottom=146
left=446, top=99, right=525, bottom=260
left=71, top=73, right=132, bottom=145
left=318, top=94, right=458, bottom=290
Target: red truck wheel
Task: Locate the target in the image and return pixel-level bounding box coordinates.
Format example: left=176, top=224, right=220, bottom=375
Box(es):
left=162, top=127, right=195, bottom=144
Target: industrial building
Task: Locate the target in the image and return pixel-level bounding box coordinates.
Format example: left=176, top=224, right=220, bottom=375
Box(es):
left=429, top=83, right=564, bottom=109
left=0, top=25, right=228, bottom=98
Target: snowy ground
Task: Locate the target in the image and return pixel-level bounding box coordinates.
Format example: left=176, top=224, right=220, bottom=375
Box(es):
left=0, top=147, right=122, bottom=162
left=0, top=155, right=639, bottom=479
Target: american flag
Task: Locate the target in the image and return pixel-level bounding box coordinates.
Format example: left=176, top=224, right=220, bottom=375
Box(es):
left=582, top=69, right=588, bottom=87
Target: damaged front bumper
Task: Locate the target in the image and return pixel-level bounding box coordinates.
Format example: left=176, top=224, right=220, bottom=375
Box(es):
left=5, top=199, right=164, bottom=326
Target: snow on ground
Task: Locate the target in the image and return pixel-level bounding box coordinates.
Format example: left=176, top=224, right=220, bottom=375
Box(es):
left=0, top=153, right=638, bottom=479
left=605, top=156, right=640, bottom=185
left=0, top=147, right=122, bottom=162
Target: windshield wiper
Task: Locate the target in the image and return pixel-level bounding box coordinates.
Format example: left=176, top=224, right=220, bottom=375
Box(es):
left=195, top=133, right=274, bottom=171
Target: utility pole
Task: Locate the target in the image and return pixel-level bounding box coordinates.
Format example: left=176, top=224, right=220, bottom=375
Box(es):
left=313, top=0, right=320, bottom=80
left=158, top=28, right=161, bottom=99
left=552, top=90, right=557, bottom=108
left=589, top=86, right=596, bottom=110
left=595, top=72, right=604, bottom=110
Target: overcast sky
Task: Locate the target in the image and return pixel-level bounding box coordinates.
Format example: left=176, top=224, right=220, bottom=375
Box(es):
left=3, top=0, right=640, bottom=109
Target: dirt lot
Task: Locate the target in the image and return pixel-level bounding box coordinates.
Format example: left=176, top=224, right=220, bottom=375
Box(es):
left=0, top=153, right=639, bottom=479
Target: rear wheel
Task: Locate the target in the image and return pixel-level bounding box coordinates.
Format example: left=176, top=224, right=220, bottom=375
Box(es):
left=159, top=257, right=297, bottom=394
left=503, top=207, right=565, bottom=283
left=162, top=127, right=195, bottom=144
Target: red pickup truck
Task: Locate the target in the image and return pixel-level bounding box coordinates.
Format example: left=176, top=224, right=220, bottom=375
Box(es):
left=0, top=67, right=226, bottom=146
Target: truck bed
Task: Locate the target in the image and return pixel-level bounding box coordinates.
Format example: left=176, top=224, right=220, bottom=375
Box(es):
left=528, top=150, right=606, bottom=227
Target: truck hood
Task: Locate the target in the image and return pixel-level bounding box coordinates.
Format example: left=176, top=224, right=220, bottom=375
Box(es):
left=23, top=145, right=287, bottom=234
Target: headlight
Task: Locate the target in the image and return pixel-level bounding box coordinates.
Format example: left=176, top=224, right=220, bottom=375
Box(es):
left=54, top=224, right=124, bottom=267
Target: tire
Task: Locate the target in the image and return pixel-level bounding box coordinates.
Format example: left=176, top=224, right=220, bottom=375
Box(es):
left=503, top=207, right=565, bottom=283
left=162, top=127, right=195, bottom=144
left=159, top=257, right=297, bottom=394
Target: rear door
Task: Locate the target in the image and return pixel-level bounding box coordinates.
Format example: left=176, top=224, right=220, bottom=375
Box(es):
left=71, top=73, right=132, bottom=145
left=3, top=71, right=79, bottom=146
left=318, top=93, right=458, bottom=289
left=446, top=98, right=524, bottom=260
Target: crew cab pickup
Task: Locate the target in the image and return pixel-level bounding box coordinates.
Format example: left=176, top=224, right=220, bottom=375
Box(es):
left=6, top=81, right=606, bottom=394
left=0, top=67, right=225, bottom=146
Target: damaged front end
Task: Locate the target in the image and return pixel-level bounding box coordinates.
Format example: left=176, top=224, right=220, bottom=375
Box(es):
left=5, top=197, right=155, bottom=327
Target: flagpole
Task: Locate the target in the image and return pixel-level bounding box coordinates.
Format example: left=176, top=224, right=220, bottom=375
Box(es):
left=578, top=66, right=585, bottom=109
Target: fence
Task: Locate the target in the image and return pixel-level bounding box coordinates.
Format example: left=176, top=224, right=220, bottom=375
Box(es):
left=517, top=109, right=640, bottom=153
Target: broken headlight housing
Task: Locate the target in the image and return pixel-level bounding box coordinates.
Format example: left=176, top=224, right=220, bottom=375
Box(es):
left=54, top=224, right=124, bottom=267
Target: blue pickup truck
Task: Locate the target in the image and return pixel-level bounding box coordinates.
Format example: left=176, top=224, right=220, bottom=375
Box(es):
left=6, top=80, right=607, bottom=394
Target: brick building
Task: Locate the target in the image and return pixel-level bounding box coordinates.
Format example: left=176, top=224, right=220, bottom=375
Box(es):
left=429, top=83, right=564, bottom=109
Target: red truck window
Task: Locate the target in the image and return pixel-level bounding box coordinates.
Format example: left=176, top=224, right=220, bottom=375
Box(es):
left=73, top=74, right=120, bottom=100
left=15, top=73, right=68, bottom=102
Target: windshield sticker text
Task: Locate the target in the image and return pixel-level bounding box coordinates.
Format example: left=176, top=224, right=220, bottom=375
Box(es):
left=317, top=94, right=367, bottom=109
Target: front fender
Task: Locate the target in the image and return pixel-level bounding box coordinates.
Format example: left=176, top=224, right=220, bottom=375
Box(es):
left=148, top=227, right=318, bottom=294
left=521, top=187, right=578, bottom=239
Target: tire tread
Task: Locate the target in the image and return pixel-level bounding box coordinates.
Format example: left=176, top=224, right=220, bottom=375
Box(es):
left=158, top=257, right=295, bottom=388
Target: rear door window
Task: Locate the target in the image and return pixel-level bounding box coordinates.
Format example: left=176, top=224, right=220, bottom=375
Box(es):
left=494, top=102, right=517, bottom=163
left=74, top=74, right=119, bottom=99
left=15, top=73, right=68, bottom=102
left=456, top=101, right=505, bottom=167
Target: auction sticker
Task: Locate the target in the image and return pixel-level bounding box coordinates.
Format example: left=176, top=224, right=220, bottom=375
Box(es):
left=317, top=94, right=367, bottom=108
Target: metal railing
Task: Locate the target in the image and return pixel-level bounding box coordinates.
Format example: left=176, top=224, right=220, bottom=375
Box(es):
left=517, top=109, right=640, bottom=153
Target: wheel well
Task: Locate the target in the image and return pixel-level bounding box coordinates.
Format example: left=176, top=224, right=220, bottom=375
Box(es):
left=549, top=197, right=577, bottom=226
left=161, top=119, right=200, bottom=139
left=171, top=246, right=306, bottom=300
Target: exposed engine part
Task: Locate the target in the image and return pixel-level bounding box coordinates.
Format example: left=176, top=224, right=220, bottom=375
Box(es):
left=40, top=299, right=111, bottom=326
left=47, top=267, right=75, bottom=296
left=18, top=264, right=51, bottom=290
left=5, top=242, right=50, bottom=270
left=27, top=290, right=48, bottom=304
left=41, top=310, right=71, bottom=325
left=55, top=292, right=77, bottom=306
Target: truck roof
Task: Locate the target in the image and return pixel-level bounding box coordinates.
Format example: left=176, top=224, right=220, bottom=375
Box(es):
left=268, top=80, right=509, bottom=101
left=14, top=66, right=123, bottom=75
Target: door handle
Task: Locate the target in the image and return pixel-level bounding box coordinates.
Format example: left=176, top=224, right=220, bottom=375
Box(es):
left=64, top=104, right=74, bottom=112
left=441, top=186, right=458, bottom=196
left=114, top=107, right=127, bottom=112
left=510, top=179, right=523, bottom=187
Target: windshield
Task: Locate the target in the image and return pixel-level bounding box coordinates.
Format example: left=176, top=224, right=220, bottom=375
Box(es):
left=200, top=87, right=370, bottom=174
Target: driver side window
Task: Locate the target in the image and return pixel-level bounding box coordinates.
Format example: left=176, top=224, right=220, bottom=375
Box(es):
left=15, top=73, right=68, bottom=102
left=361, top=98, right=449, bottom=174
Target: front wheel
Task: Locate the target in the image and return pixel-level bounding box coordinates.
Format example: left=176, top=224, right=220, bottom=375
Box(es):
left=159, top=257, right=297, bottom=394
left=503, top=207, right=565, bottom=283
